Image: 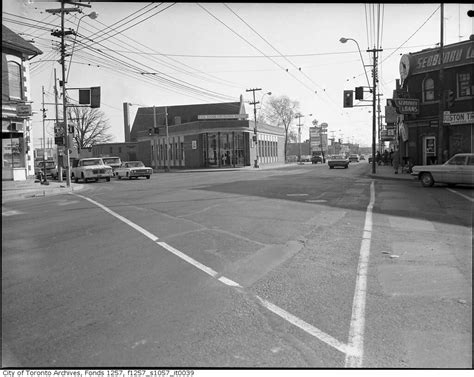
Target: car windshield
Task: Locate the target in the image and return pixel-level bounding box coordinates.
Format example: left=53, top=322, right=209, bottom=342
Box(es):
left=126, top=161, right=145, bottom=168
left=445, top=155, right=467, bottom=165
left=103, top=158, right=120, bottom=164
left=83, top=159, right=102, bottom=166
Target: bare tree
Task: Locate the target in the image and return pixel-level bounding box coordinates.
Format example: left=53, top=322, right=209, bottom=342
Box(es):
left=67, top=105, right=113, bottom=149
left=262, top=95, right=300, bottom=161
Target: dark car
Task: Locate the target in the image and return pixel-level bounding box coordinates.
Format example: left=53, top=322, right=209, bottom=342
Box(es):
left=311, top=155, right=323, bottom=164
left=328, top=155, right=349, bottom=169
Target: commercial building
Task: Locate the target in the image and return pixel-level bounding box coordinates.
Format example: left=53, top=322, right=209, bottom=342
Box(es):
left=2, top=25, right=43, bottom=181
left=125, top=96, right=286, bottom=169
left=391, top=37, right=473, bottom=165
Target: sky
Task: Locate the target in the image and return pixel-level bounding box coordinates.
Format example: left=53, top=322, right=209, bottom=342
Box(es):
left=3, top=1, right=473, bottom=148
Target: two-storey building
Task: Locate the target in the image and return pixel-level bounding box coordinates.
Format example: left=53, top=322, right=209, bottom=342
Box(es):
left=2, top=25, right=42, bottom=181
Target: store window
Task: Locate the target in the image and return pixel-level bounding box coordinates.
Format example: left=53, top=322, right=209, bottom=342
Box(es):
left=2, top=137, right=25, bottom=168
left=8, top=61, right=22, bottom=100
left=422, top=77, right=435, bottom=102
left=457, top=72, right=472, bottom=97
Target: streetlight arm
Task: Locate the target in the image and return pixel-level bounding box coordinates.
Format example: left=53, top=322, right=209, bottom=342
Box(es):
left=340, top=37, right=371, bottom=89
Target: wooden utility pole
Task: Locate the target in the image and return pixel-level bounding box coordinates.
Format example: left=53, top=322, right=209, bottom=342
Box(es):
left=437, top=3, right=445, bottom=164
left=246, top=88, right=261, bottom=168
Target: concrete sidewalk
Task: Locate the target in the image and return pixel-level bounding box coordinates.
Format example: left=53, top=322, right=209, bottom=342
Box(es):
left=2, top=178, right=84, bottom=204
left=365, top=162, right=415, bottom=182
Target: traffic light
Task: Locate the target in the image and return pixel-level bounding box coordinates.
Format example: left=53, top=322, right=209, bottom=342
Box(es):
left=355, top=86, right=364, bottom=100
left=148, top=128, right=153, bottom=136
left=343, top=90, right=353, bottom=108
left=90, top=87, right=100, bottom=108
left=446, top=89, right=455, bottom=108
left=154, top=127, right=159, bottom=134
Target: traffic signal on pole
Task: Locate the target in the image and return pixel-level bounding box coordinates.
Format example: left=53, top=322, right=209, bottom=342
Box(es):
left=78, top=86, right=101, bottom=108
left=355, top=86, right=364, bottom=100
left=343, top=90, right=353, bottom=108
left=148, top=128, right=153, bottom=136
left=154, top=127, right=159, bottom=134
left=446, top=89, right=455, bottom=108
left=90, top=87, right=100, bottom=108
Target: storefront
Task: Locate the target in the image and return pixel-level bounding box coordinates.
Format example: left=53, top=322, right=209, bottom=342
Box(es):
left=394, top=38, right=473, bottom=165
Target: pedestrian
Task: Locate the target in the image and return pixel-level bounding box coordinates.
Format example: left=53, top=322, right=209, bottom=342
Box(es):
left=393, top=147, right=400, bottom=174
left=389, top=149, right=394, bottom=166
left=376, top=151, right=382, bottom=165
left=383, top=149, right=389, bottom=166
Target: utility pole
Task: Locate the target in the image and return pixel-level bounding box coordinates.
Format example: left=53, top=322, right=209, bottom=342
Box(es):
left=47, top=1, right=87, bottom=187
left=54, top=68, right=63, bottom=182
left=153, top=105, right=157, bottom=170
left=438, top=3, right=445, bottom=164
left=41, top=86, right=48, bottom=184
left=246, top=88, right=262, bottom=168
left=368, top=46, right=383, bottom=174
left=165, top=106, right=170, bottom=172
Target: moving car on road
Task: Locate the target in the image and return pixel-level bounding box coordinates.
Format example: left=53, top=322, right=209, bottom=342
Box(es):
left=348, top=154, right=360, bottom=163
left=411, top=153, right=474, bottom=187
left=71, top=158, right=113, bottom=183
left=327, top=155, right=349, bottom=169
left=311, top=154, right=323, bottom=164
left=101, top=156, right=122, bottom=176
left=116, top=161, right=153, bottom=180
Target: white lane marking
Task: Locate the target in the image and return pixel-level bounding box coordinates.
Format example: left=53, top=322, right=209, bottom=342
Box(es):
left=446, top=188, right=474, bottom=202
left=287, top=193, right=308, bottom=196
left=256, top=296, right=349, bottom=355
left=74, top=194, right=159, bottom=242
left=345, top=180, right=375, bottom=367
left=157, top=241, right=218, bottom=278
left=74, top=193, right=350, bottom=356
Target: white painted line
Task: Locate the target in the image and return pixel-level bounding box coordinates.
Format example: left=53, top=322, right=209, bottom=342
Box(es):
left=345, top=180, right=375, bottom=367
left=287, top=193, right=308, bottom=196
left=74, top=194, right=159, bottom=242
left=157, top=241, right=218, bottom=278
left=256, top=296, right=349, bottom=355
left=218, top=276, right=243, bottom=288
left=446, top=188, right=474, bottom=202
left=74, top=193, right=351, bottom=357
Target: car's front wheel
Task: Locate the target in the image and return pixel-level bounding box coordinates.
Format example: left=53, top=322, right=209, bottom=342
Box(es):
left=420, top=172, right=434, bottom=187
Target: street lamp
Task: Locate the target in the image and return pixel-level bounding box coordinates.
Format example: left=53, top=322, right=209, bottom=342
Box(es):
left=340, top=36, right=381, bottom=174
left=295, top=113, right=312, bottom=164
left=66, top=11, right=98, bottom=82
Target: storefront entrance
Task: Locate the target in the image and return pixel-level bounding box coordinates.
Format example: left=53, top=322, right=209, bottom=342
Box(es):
left=203, top=132, right=247, bottom=168
left=423, top=136, right=436, bottom=165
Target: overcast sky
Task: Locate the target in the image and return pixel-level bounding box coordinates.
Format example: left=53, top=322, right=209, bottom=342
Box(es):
left=3, top=1, right=472, bottom=148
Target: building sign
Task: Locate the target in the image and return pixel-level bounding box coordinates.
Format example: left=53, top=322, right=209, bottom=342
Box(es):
left=16, top=104, right=32, bottom=118
left=443, top=111, right=474, bottom=125
left=192, top=140, right=197, bottom=149
left=392, top=98, right=419, bottom=114
left=385, top=105, right=398, bottom=123
left=198, top=114, right=248, bottom=120
left=399, top=40, right=474, bottom=80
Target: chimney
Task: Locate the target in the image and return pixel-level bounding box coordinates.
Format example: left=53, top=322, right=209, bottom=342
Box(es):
left=123, top=102, right=131, bottom=142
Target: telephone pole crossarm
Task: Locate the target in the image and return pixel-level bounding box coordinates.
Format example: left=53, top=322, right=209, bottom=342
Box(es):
left=246, top=88, right=262, bottom=168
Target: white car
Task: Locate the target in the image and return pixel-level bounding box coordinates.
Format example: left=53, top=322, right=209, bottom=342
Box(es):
left=411, top=153, right=474, bottom=187
left=116, top=161, right=153, bottom=180
left=71, top=158, right=113, bottom=183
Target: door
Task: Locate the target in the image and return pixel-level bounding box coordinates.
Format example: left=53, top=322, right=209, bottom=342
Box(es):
left=423, top=136, right=436, bottom=165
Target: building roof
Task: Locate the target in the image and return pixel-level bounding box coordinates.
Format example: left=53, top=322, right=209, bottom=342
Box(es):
left=130, top=100, right=246, bottom=140
left=2, top=24, right=43, bottom=58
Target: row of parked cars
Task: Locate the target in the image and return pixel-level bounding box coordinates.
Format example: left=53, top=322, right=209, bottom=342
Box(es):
left=36, top=157, right=153, bottom=183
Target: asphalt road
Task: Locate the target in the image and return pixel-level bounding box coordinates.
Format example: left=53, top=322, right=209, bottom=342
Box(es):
left=2, top=162, right=472, bottom=368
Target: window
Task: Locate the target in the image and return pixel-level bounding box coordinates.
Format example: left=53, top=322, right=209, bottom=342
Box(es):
left=457, top=72, right=472, bottom=97
left=422, top=77, right=435, bottom=102
left=8, top=61, right=22, bottom=99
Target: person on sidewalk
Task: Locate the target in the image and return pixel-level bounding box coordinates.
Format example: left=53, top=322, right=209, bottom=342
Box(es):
left=393, top=147, right=400, bottom=174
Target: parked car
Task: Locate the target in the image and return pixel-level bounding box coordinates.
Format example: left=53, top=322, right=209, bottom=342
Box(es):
left=71, top=158, right=113, bottom=183
left=359, top=155, right=365, bottom=161
left=116, top=161, right=153, bottom=180
left=411, top=153, right=474, bottom=187
left=348, top=154, right=360, bottom=163
left=327, top=155, right=349, bottom=169
left=101, top=156, right=122, bottom=176
left=34, top=160, right=56, bottom=179
left=311, top=155, right=323, bottom=164
left=300, top=155, right=311, bottom=162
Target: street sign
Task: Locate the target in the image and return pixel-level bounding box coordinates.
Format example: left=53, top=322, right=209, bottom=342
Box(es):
left=444, top=111, right=474, bottom=125
left=16, top=104, right=32, bottom=117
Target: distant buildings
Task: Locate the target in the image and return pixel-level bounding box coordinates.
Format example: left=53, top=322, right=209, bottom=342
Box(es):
left=2, top=25, right=42, bottom=181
